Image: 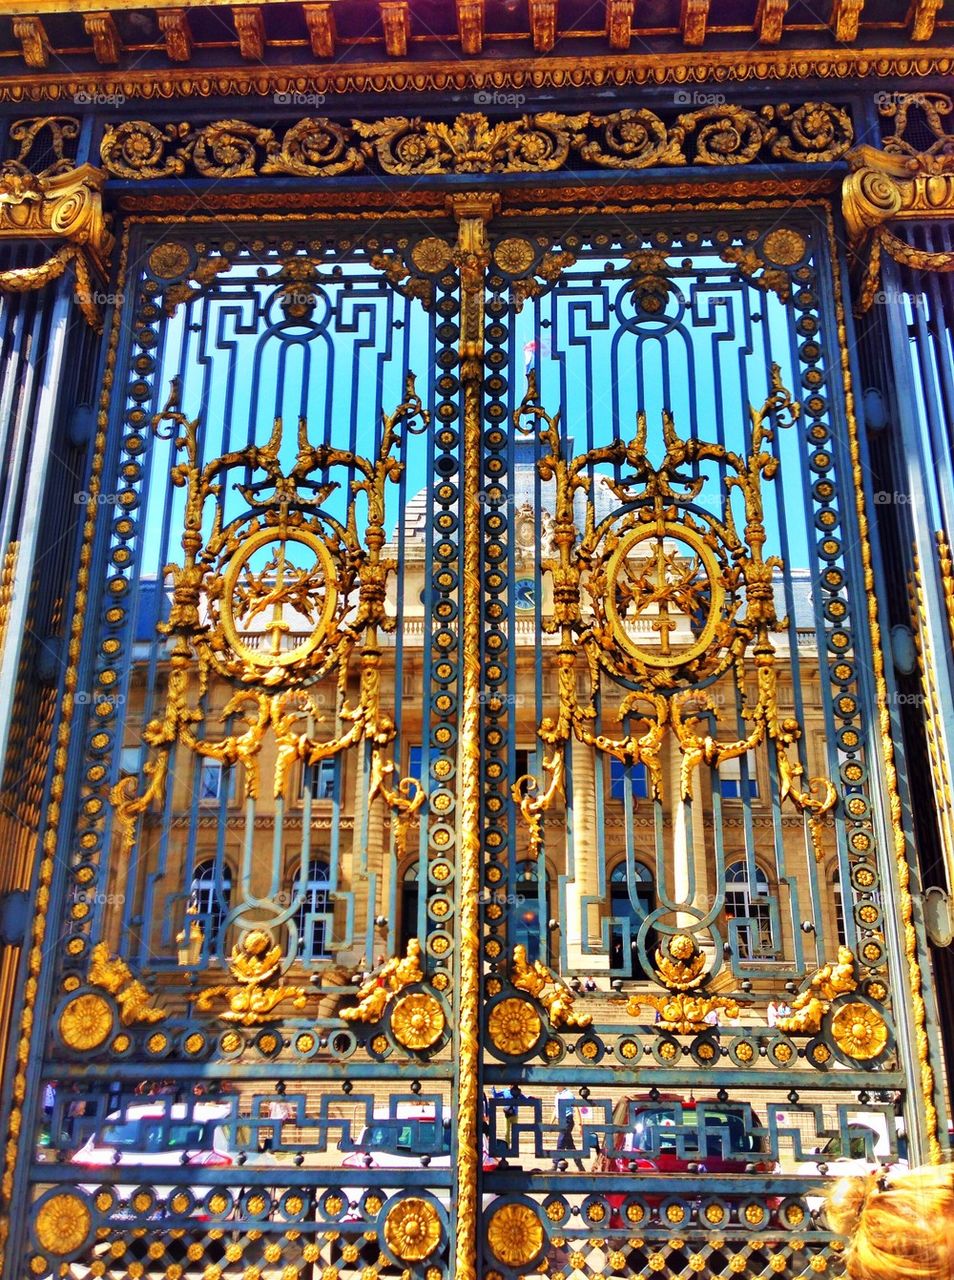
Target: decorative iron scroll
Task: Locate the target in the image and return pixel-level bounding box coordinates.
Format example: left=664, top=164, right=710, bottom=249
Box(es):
left=0, top=116, right=113, bottom=328
left=99, top=103, right=852, bottom=181
left=109, top=368, right=428, bottom=880
left=843, top=92, right=954, bottom=311
left=511, top=364, right=838, bottom=861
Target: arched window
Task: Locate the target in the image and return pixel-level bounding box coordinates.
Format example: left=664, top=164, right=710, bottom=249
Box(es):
left=725, top=860, right=773, bottom=958
left=292, top=859, right=331, bottom=961
left=400, top=863, right=420, bottom=954
left=511, top=859, right=550, bottom=966
left=610, top=861, right=654, bottom=979
left=189, top=858, right=232, bottom=945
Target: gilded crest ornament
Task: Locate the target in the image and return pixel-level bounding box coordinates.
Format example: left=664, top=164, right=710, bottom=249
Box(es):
left=110, top=372, right=428, bottom=875
left=511, top=364, right=837, bottom=860
left=191, top=929, right=308, bottom=1025
left=57, top=943, right=167, bottom=1047
left=776, top=946, right=859, bottom=1035
left=625, top=934, right=740, bottom=1033
left=511, top=945, right=591, bottom=1031
left=389, top=992, right=446, bottom=1051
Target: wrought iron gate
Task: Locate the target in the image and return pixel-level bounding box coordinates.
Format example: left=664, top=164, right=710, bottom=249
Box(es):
left=1, top=111, right=943, bottom=1280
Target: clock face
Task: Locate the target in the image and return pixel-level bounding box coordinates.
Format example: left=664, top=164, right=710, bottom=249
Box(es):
left=515, top=579, right=537, bottom=611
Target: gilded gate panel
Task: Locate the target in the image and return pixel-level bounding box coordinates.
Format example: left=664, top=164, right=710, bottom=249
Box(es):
left=475, top=208, right=916, bottom=1278
left=18, top=219, right=466, bottom=1280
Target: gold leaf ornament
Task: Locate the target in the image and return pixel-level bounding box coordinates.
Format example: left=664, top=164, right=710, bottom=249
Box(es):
left=58, top=991, right=113, bottom=1052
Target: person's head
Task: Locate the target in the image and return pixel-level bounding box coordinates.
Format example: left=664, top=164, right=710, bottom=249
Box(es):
left=826, top=1166, right=954, bottom=1279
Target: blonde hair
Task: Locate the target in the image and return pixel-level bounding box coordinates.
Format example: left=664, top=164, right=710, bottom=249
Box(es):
left=826, top=1166, right=954, bottom=1280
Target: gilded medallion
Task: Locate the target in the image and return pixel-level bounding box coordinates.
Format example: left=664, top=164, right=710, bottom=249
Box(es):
left=389, top=992, right=445, bottom=1051
left=58, top=992, right=113, bottom=1052
left=383, top=1196, right=442, bottom=1261
left=35, top=1192, right=92, bottom=1256
left=487, top=996, right=543, bottom=1056
left=486, top=1202, right=545, bottom=1267
left=830, top=1001, right=889, bottom=1060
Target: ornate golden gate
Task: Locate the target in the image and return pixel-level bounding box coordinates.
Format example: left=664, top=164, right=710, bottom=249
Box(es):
left=0, top=100, right=949, bottom=1280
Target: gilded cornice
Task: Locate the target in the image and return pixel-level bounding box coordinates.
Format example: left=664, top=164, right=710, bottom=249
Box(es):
left=0, top=48, right=951, bottom=105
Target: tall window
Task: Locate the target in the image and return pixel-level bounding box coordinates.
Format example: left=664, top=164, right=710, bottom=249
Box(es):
left=511, top=859, right=550, bottom=965
left=725, top=860, right=773, bottom=958
left=292, top=859, right=332, bottom=960
left=610, top=861, right=654, bottom=978
left=400, top=863, right=420, bottom=954
left=302, top=759, right=337, bottom=800
left=189, top=858, right=232, bottom=944
left=198, top=759, right=232, bottom=804
left=609, top=759, right=649, bottom=801
left=718, top=752, right=759, bottom=800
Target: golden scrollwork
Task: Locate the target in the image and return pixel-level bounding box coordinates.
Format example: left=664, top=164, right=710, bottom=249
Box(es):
left=340, top=938, right=425, bottom=1023
left=830, top=1001, right=889, bottom=1060
left=512, top=363, right=837, bottom=859
left=843, top=93, right=954, bottom=311
left=720, top=244, right=794, bottom=300
left=389, top=992, right=446, bottom=1051
left=87, top=942, right=165, bottom=1027
left=625, top=933, right=740, bottom=1033
left=382, top=1196, right=442, bottom=1262
left=487, top=996, right=543, bottom=1056
left=776, top=945, right=858, bottom=1035
left=369, top=750, right=426, bottom=859
left=34, top=1192, right=92, bottom=1256
left=191, top=929, right=308, bottom=1025
left=0, top=116, right=113, bottom=328
left=486, top=1202, right=545, bottom=1268
left=100, top=105, right=852, bottom=183
left=512, top=944, right=592, bottom=1030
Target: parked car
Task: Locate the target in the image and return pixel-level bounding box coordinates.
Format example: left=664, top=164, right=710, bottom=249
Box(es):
left=791, top=1110, right=908, bottom=1209
left=594, top=1095, right=780, bottom=1224
left=71, top=1099, right=271, bottom=1219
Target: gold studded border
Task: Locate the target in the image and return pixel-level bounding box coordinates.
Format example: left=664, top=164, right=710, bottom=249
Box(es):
left=825, top=207, right=941, bottom=1162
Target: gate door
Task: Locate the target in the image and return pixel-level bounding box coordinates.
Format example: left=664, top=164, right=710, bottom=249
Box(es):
left=7, top=197, right=931, bottom=1280
left=473, top=206, right=927, bottom=1280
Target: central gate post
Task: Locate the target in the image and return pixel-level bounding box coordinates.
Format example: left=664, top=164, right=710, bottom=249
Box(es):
left=448, top=191, right=499, bottom=1280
